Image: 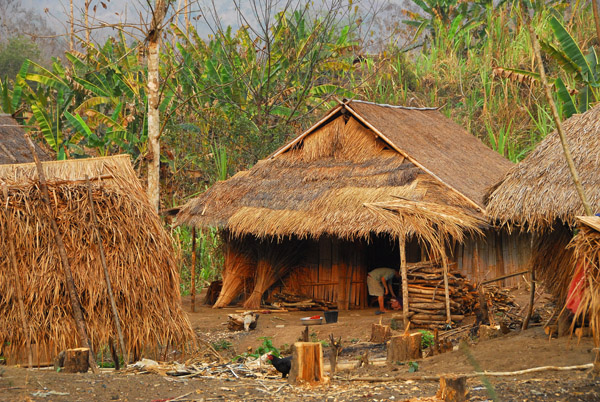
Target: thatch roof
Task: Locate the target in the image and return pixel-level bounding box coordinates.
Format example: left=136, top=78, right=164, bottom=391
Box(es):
left=178, top=100, right=510, bottom=240
left=486, top=104, right=600, bottom=231
left=0, top=155, right=194, bottom=364
left=0, top=114, right=50, bottom=164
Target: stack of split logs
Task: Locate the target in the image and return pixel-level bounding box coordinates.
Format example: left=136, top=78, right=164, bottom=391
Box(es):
left=271, top=292, right=337, bottom=311
left=406, top=262, right=478, bottom=328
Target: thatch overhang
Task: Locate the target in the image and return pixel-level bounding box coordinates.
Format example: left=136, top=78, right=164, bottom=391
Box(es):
left=0, top=114, right=50, bottom=164
left=178, top=100, right=511, bottom=241
left=0, top=155, right=194, bottom=364
left=486, top=105, right=600, bottom=232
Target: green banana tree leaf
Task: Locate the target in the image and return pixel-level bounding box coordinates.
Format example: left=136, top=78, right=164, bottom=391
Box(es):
left=549, top=16, right=592, bottom=80
left=555, top=77, right=578, bottom=118
left=31, top=103, right=59, bottom=151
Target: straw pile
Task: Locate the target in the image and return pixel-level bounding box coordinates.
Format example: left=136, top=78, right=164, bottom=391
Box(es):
left=243, top=239, right=305, bottom=309
left=0, top=155, right=195, bottom=364
left=570, top=216, right=600, bottom=370
left=212, top=236, right=256, bottom=308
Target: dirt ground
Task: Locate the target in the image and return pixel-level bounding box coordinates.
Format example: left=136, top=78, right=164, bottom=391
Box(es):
left=1, top=289, right=599, bottom=402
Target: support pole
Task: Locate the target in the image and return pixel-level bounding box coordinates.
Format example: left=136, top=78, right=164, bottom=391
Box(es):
left=400, top=236, right=409, bottom=328
left=522, top=266, right=536, bottom=330
left=86, top=177, right=127, bottom=368
left=25, top=135, right=99, bottom=374
left=191, top=227, right=197, bottom=313
left=441, top=250, right=452, bottom=325
left=2, top=186, right=33, bottom=368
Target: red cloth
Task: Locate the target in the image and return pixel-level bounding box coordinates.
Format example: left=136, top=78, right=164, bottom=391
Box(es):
left=566, top=260, right=586, bottom=314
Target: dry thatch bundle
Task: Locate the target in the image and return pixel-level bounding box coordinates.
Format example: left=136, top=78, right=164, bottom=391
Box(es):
left=364, top=179, right=486, bottom=260
left=242, top=239, right=305, bottom=309
left=570, top=216, right=600, bottom=370
left=486, top=104, right=600, bottom=232
left=0, top=155, right=195, bottom=364
left=212, top=236, right=256, bottom=308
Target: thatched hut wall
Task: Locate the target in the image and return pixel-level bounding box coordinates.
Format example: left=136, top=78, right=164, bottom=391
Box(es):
left=0, top=114, right=50, bottom=164
left=0, top=155, right=194, bottom=365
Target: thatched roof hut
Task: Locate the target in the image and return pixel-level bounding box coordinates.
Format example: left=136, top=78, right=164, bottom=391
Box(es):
left=486, top=105, right=600, bottom=304
left=486, top=104, right=600, bottom=231
left=0, top=114, right=50, bottom=164
left=178, top=100, right=517, bottom=309
left=0, top=155, right=194, bottom=365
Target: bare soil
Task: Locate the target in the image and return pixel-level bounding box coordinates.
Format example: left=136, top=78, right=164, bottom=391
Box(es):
left=1, top=290, right=599, bottom=402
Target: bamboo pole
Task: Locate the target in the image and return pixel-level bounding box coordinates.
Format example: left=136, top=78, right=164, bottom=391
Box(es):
left=191, top=226, right=197, bottom=313
left=592, top=0, right=600, bottom=50
left=85, top=176, right=127, bottom=368
left=2, top=186, right=33, bottom=368
left=522, top=266, right=536, bottom=330
left=400, top=236, right=409, bottom=328
left=523, top=7, right=592, bottom=216
left=441, top=250, right=452, bottom=325
left=25, top=135, right=99, bottom=374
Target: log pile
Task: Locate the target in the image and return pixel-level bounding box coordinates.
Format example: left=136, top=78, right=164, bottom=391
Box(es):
left=271, top=292, right=337, bottom=311
left=480, top=285, right=521, bottom=329
left=406, top=262, right=478, bottom=328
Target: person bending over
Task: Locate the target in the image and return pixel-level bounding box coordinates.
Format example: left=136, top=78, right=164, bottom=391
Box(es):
left=367, top=267, right=400, bottom=314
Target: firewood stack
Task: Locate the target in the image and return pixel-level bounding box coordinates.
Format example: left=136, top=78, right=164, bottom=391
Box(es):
left=406, top=261, right=478, bottom=328
left=270, top=292, right=338, bottom=311
left=481, top=285, right=521, bottom=329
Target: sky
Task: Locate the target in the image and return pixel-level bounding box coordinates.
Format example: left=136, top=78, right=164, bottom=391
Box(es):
left=23, top=0, right=414, bottom=45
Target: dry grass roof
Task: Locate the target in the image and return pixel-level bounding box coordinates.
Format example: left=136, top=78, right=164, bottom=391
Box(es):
left=178, top=100, right=509, bottom=240
left=0, top=155, right=194, bottom=363
left=486, top=104, right=600, bottom=231
left=0, top=114, right=50, bottom=164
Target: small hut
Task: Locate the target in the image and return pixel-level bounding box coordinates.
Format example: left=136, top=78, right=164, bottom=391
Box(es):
left=486, top=104, right=600, bottom=310
left=0, top=114, right=50, bottom=164
left=0, top=155, right=194, bottom=365
left=178, top=100, right=527, bottom=311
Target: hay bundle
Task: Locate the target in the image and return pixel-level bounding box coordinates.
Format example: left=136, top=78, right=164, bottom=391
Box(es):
left=212, top=236, right=256, bottom=308
left=570, top=217, right=600, bottom=370
left=0, top=156, right=195, bottom=364
left=243, top=239, right=305, bottom=309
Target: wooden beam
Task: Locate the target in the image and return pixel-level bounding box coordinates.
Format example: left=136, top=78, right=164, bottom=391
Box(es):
left=191, top=226, right=197, bottom=313
left=400, top=237, right=409, bottom=327
left=441, top=250, right=452, bottom=325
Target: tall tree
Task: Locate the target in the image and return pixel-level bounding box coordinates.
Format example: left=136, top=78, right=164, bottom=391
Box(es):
left=147, top=0, right=171, bottom=211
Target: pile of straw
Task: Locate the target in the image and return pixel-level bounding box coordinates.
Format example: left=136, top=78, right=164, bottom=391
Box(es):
left=0, top=156, right=195, bottom=364
left=243, top=239, right=305, bottom=309
left=212, top=236, right=256, bottom=308
left=570, top=216, right=600, bottom=371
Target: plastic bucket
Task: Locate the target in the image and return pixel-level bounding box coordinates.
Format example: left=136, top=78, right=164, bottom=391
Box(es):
left=324, top=310, right=338, bottom=324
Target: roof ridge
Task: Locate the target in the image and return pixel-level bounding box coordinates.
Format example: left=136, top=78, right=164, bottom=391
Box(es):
left=349, top=99, right=439, bottom=111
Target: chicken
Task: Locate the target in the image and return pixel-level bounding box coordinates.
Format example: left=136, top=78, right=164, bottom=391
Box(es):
left=267, top=353, right=292, bottom=378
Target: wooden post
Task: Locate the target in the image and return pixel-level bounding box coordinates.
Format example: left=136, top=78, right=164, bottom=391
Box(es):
left=25, top=135, right=99, bottom=374
left=86, top=177, right=127, bottom=368
left=387, top=332, right=422, bottom=363
left=522, top=266, right=535, bottom=330
left=400, top=236, right=409, bottom=328
left=62, top=348, right=90, bottom=373
left=2, top=187, right=33, bottom=368
left=436, top=375, right=469, bottom=402
left=288, top=342, right=328, bottom=385
left=370, top=323, right=392, bottom=343
left=441, top=250, right=452, bottom=325
left=191, top=226, right=197, bottom=313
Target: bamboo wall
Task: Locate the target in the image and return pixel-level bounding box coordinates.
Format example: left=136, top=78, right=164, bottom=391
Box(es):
left=455, top=230, right=532, bottom=287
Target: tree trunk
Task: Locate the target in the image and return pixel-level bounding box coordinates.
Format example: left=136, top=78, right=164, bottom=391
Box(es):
left=288, top=342, right=327, bottom=385
left=62, top=348, right=90, bottom=373
left=437, top=375, right=469, bottom=402
left=387, top=333, right=422, bottom=363
left=370, top=323, right=392, bottom=343
left=147, top=0, right=168, bottom=212
left=400, top=237, right=409, bottom=328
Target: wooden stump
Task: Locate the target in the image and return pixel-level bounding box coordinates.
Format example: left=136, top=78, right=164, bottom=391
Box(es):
left=288, top=342, right=328, bottom=385
left=62, top=348, right=90, bottom=373
left=436, top=375, right=469, bottom=402
left=370, top=323, right=392, bottom=343
left=478, top=324, right=501, bottom=341
left=387, top=332, right=422, bottom=363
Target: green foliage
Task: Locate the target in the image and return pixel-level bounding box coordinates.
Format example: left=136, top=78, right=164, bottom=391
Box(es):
left=235, top=337, right=280, bottom=361
left=418, top=330, right=435, bottom=349
left=0, top=36, right=40, bottom=81
left=408, top=361, right=419, bottom=372
left=212, top=340, right=232, bottom=351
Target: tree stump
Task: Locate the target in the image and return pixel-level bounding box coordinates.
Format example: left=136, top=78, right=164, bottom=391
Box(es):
left=478, top=324, right=501, bottom=341
left=288, top=342, right=328, bottom=385
left=62, top=348, right=90, bottom=373
left=387, top=332, right=422, bottom=363
left=436, top=375, right=469, bottom=402
left=370, top=323, right=392, bottom=343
